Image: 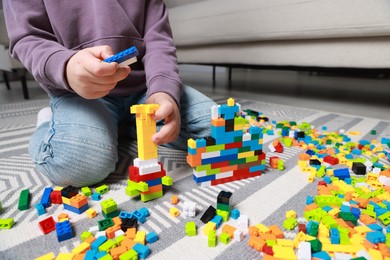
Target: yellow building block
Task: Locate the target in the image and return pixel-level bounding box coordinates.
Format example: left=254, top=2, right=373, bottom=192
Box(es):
left=227, top=98, right=235, bottom=106
left=293, top=232, right=306, bottom=248
left=72, top=242, right=90, bottom=254
left=369, top=249, right=383, bottom=260
left=134, top=231, right=146, bottom=245
left=188, top=138, right=196, bottom=149
left=349, top=234, right=365, bottom=245
left=277, top=239, right=294, bottom=248
left=318, top=236, right=331, bottom=245
left=238, top=151, right=254, bottom=159
left=169, top=207, right=180, bottom=217
left=273, top=246, right=297, bottom=260
left=203, top=222, right=216, bottom=236
left=328, top=208, right=340, bottom=218
left=322, top=244, right=363, bottom=254
left=130, top=104, right=159, bottom=160
left=35, top=252, right=55, bottom=260
left=55, top=253, right=75, bottom=260
left=256, top=224, right=270, bottom=234
left=86, top=208, right=97, bottom=219
left=285, top=210, right=297, bottom=219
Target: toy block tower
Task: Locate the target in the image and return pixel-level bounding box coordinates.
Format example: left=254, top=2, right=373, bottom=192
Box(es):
left=61, top=186, right=89, bottom=214
left=187, top=98, right=266, bottom=186
left=126, top=104, right=172, bottom=202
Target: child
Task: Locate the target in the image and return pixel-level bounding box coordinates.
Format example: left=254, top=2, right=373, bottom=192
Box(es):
left=4, top=1, right=215, bottom=187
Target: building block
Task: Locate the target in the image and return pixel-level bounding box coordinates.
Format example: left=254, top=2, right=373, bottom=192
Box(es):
left=56, top=220, right=73, bottom=242
left=103, top=46, right=139, bottom=67
left=186, top=222, right=197, bottom=236
left=39, top=216, right=56, bottom=234
left=169, top=207, right=180, bottom=217
left=200, top=205, right=216, bottom=224
left=81, top=187, right=92, bottom=197
left=40, top=187, right=53, bottom=208
left=18, top=189, right=30, bottom=210
left=35, top=252, right=55, bottom=260
left=96, top=184, right=109, bottom=195
left=35, top=203, right=46, bottom=216
left=182, top=201, right=196, bottom=218
left=61, top=186, right=78, bottom=199
left=146, top=231, right=159, bottom=244
left=91, top=193, right=101, bottom=201
left=208, top=229, right=217, bottom=247
left=50, top=190, right=62, bottom=204
left=0, top=218, right=14, bottom=229
left=132, top=243, right=150, bottom=259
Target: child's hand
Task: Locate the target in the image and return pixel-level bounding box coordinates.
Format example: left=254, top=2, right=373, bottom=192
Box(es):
left=146, top=92, right=181, bottom=145
left=66, top=46, right=130, bottom=99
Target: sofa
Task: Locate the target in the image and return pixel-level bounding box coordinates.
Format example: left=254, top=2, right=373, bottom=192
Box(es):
left=165, top=0, right=390, bottom=70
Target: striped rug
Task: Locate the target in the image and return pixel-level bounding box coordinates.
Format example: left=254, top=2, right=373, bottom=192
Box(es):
left=0, top=96, right=389, bottom=259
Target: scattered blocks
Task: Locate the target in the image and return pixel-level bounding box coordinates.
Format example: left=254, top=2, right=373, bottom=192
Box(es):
left=38, top=216, right=56, bottom=234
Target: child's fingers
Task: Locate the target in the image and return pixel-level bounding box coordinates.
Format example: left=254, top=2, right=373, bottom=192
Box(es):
left=154, top=101, right=174, bottom=121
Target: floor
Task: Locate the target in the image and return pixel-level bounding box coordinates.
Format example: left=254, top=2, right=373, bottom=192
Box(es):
left=1, top=66, right=389, bottom=120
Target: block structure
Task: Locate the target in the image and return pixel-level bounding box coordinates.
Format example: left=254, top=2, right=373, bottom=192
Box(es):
left=126, top=104, right=172, bottom=202
left=61, top=186, right=89, bottom=214
left=187, top=98, right=266, bottom=186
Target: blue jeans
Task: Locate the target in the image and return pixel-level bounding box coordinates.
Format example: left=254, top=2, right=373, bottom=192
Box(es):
left=29, top=86, right=216, bottom=187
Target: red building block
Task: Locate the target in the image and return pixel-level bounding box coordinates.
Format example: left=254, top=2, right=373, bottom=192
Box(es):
left=39, top=216, right=56, bottom=234
left=50, top=190, right=63, bottom=204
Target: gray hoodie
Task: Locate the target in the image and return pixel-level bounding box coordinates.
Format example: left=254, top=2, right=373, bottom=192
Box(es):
left=3, top=0, right=182, bottom=104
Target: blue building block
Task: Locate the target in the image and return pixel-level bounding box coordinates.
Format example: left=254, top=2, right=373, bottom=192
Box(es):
left=133, top=243, right=150, bottom=259
left=35, top=203, right=45, bottom=216
left=91, top=236, right=108, bottom=250
left=231, top=208, right=240, bottom=220
left=40, top=187, right=53, bottom=208
left=63, top=203, right=89, bottom=214
left=366, top=231, right=386, bottom=244
left=91, top=193, right=101, bottom=201
left=306, top=196, right=314, bottom=205
left=367, top=223, right=383, bottom=232
left=133, top=210, right=147, bottom=223
left=119, top=211, right=133, bottom=219
left=139, top=207, right=150, bottom=217
left=210, top=215, right=223, bottom=229
left=84, top=250, right=98, bottom=260
left=312, top=251, right=331, bottom=260
left=351, top=207, right=361, bottom=219
left=330, top=228, right=340, bottom=244
left=145, top=178, right=162, bottom=187
left=56, top=220, right=73, bottom=242
left=146, top=231, right=159, bottom=244
left=333, top=168, right=350, bottom=180
left=103, top=46, right=139, bottom=66
left=95, top=251, right=107, bottom=259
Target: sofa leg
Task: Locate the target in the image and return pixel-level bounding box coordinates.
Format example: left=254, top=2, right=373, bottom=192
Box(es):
left=228, top=66, right=232, bottom=90
left=3, top=71, right=11, bottom=90
left=212, top=65, right=216, bottom=89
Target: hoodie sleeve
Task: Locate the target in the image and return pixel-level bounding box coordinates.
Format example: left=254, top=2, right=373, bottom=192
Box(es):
left=142, top=0, right=183, bottom=106
left=3, top=0, right=76, bottom=93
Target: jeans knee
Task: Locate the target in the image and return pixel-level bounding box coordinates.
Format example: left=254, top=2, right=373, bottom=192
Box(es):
left=31, top=134, right=118, bottom=187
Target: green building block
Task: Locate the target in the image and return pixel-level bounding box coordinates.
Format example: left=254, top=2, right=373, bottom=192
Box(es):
left=96, top=184, right=109, bottom=195
left=339, top=212, right=357, bottom=226
left=314, top=195, right=342, bottom=207
left=99, top=254, right=114, bottom=260
left=246, top=156, right=259, bottom=163
left=81, top=187, right=92, bottom=196
left=217, top=203, right=230, bottom=212
left=161, top=176, right=172, bottom=186
left=119, top=249, right=138, bottom=260
left=102, top=210, right=119, bottom=219
left=321, top=215, right=338, bottom=229
left=0, top=218, right=14, bottom=229
left=219, top=232, right=231, bottom=245
left=80, top=231, right=93, bottom=242
left=186, top=222, right=197, bottom=236
left=18, top=189, right=30, bottom=211
left=141, top=190, right=163, bottom=202
left=308, top=239, right=322, bottom=253
left=115, top=235, right=125, bottom=246
left=378, top=211, right=390, bottom=225
left=101, top=198, right=118, bottom=215
left=283, top=218, right=298, bottom=230
left=98, top=218, right=114, bottom=231
left=208, top=229, right=217, bottom=247
left=281, top=137, right=292, bottom=147
left=386, top=233, right=390, bottom=248
left=277, top=159, right=285, bottom=171
left=266, top=239, right=276, bottom=247
left=125, top=187, right=140, bottom=197
left=216, top=209, right=230, bottom=222
left=98, top=239, right=116, bottom=252
left=127, top=180, right=148, bottom=193
left=206, top=144, right=225, bottom=153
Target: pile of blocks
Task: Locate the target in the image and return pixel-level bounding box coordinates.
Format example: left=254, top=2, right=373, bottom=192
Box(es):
left=187, top=98, right=266, bottom=186
left=126, top=104, right=172, bottom=202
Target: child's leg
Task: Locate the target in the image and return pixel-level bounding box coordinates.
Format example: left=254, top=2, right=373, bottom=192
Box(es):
left=127, top=86, right=216, bottom=151
left=29, top=93, right=124, bottom=187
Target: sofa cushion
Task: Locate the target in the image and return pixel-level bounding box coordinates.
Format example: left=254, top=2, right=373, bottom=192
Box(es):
left=164, top=0, right=208, bottom=9
left=169, top=0, right=390, bottom=46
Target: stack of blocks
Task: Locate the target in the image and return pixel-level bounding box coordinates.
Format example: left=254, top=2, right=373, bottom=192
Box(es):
left=126, top=104, right=172, bottom=202
left=187, top=98, right=266, bottom=186
left=101, top=198, right=119, bottom=218
left=62, top=186, right=89, bottom=214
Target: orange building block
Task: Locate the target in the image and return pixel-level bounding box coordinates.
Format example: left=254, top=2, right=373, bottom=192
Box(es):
left=222, top=224, right=237, bottom=239
left=171, top=195, right=179, bottom=205
left=121, top=238, right=136, bottom=250
left=248, top=226, right=260, bottom=237
left=269, top=225, right=284, bottom=239
left=110, top=246, right=127, bottom=260
left=70, top=194, right=88, bottom=208
left=360, top=214, right=377, bottom=225
left=125, top=228, right=137, bottom=239
left=248, top=236, right=266, bottom=252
